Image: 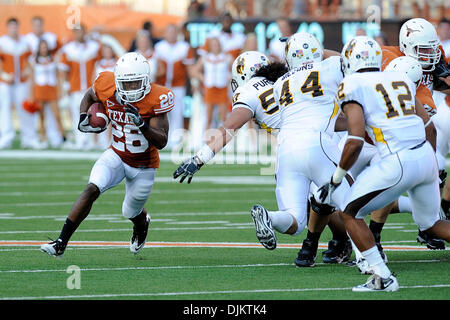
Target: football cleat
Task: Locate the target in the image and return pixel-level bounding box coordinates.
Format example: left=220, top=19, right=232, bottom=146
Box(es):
left=417, top=230, right=445, bottom=250
left=352, top=274, right=399, bottom=292
left=295, top=239, right=318, bottom=267
left=130, top=214, right=150, bottom=254
left=322, top=239, right=352, bottom=264
left=40, top=239, right=66, bottom=258
left=250, top=205, right=277, bottom=250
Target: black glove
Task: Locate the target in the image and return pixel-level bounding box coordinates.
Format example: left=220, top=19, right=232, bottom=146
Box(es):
left=317, top=178, right=341, bottom=204
left=124, top=103, right=144, bottom=127
left=433, top=56, right=450, bottom=91
left=173, top=156, right=204, bottom=184
left=78, top=113, right=106, bottom=133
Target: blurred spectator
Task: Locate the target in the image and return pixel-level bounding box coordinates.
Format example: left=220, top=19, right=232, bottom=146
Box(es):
left=24, top=16, right=60, bottom=56
left=191, top=37, right=232, bottom=130
left=374, top=31, right=388, bottom=46
left=155, top=24, right=196, bottom=149
left=291, top=0, right=307, bottom=18
left=134, top=30, right=160, bottom=83
left=0, top=18, right=41, bottom=149
left=438, top=18, right=450, bottom=58
left=269, top=17, right=293, bottom=62
left=29, top=39, right=66, bottom=148
left=58, top=24, right=102, bottom=150
left=242, top=32, right=258, bottom=51
left=199, top=12, right=246, bottom=60
left=355, top=27, right=366, bottom=36
left=187, top=0, right=206, bottom=20
left=128, top=21, right=161, bottom=52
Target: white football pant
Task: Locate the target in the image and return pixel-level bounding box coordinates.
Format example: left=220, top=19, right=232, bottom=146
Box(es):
left=0, top=81, right=40, bottom=148
left=343, top=142, right=440, bottom=231
left=88, top=149, right=156, bottom=219
left=271, top=132, right=352, bottom=236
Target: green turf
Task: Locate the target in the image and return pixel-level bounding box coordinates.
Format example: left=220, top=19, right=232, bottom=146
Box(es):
left=0, top=156, right=449, bottom=300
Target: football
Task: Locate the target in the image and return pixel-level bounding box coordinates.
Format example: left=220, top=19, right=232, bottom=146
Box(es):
left=88, top=102, right=109, bottom=129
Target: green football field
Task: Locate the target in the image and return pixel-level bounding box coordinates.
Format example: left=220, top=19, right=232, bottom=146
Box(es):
left=0, top=152, right=449, bottom=300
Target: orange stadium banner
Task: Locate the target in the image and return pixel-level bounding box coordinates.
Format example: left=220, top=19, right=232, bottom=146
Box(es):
left=0, top=4, right=184, bottom=48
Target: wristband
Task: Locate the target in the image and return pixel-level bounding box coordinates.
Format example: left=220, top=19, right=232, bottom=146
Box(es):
left=332, top=166, right=347, bottom=184
left=347, top=135, right=365, bottom=142
left=196, top=144, right=215, bottom=164
left=424, top=119, right=432, bottom=128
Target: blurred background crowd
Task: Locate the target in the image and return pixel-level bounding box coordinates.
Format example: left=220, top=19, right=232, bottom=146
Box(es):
left=0, top=0, right=449, bottom=151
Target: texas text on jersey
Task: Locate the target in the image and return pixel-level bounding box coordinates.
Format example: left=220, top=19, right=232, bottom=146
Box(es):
left=93, top=71, right=174, bottom=168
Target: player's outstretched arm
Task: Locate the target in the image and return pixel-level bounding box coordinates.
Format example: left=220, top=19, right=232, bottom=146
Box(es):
left=414, top=98, right=437, bottom=151
left=173, top=108, right=253, bottom=184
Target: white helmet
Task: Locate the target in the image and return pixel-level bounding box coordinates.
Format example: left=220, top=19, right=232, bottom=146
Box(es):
left=284, top=32, right=323, bottom=69
left=341, top=36, right=382, bottom=76
left=114, top=52, right=151, bottom=103
left=385, top=56, right=423, bottom=88
left=399, top=18, right=441, bottom=71
left=231, top=51, right=270, bottom=92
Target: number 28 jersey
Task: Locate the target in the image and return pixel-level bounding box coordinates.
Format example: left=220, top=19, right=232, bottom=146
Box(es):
left=231, top=76, right=281, bottom=133
left=93, top=71, right=174, bottom=168
left=336, top=71, right=425, bottom=158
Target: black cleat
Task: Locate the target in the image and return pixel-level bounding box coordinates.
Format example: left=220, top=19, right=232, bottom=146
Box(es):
left=295, top=239, right=318, bottom=267
left=322, top=239, right=352, bottom=264
left=130, top=215, right=150, bottom=254
left=417, top=230, right=445, bottom=250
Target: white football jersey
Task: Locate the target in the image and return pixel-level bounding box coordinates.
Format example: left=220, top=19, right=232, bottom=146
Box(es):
left=337, top=70, right=425, bottom=158
left=273, top=56, right=343, bottom=137
left=232, top=76, right=281, bottom=133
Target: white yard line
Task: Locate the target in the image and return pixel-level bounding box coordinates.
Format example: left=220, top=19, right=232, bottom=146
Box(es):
left=2, top=284, right=450, bottom=300
left=0, top=259, right=446, bottom=274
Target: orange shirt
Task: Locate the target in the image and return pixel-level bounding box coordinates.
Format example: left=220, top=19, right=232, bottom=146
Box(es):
left=154, top=40, right=195, bottom=88
left=59, top=39, right=101, bottom=93
left=0, top=35, right=31, bottom=83
left=93, top=71, right=174, bottom=168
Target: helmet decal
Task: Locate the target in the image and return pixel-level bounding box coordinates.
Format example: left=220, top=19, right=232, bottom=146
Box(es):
left=345, top=39, right=356, bottom=59
left=406, top=26, right=419, bottom=37
left=236, top=56, right=245, bottom=75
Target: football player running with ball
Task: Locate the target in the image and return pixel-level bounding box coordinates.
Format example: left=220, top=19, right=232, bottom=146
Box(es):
left=40, top=52, right=173, bottom=257
left=317, top=36, right=450, bottom=292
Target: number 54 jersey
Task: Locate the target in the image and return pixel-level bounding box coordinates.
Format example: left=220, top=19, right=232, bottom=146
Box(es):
left=336, top=70, right=425, bottom=158
left=93, top=71, right=174, bottom=168
left=231, top=76, right=281, bottom=133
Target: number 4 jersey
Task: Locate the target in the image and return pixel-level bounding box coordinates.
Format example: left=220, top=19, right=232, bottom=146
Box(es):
left=336, top=70, right=425, bottom=158
left=93, top=71, right=174, bottom=168
left=273, top=56, right=343, bottom=137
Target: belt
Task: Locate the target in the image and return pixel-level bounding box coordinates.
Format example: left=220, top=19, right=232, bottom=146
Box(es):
left=409, top=140, right=426, bottom=150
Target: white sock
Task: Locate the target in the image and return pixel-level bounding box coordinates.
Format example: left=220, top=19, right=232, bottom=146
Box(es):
left=398, top=196, right=413, bottom=213
left=268, top=211, right=294, bottom=233
left=362, top=246, right=391, bottom=278
left=349, top=234, right=363, bottom=260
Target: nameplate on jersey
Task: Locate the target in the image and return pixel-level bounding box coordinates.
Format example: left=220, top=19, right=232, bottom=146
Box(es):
left=252, top=78, right=272, bottom=91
